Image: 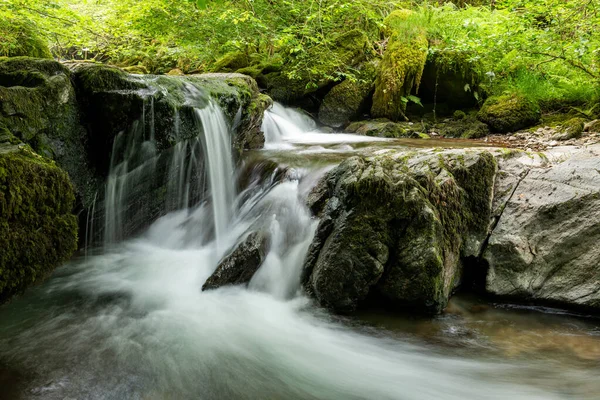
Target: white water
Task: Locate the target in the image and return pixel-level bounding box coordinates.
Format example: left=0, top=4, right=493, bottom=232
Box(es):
left=262, top=102, right=389, bottom=150
left=0, top=102, right=597, bottom=399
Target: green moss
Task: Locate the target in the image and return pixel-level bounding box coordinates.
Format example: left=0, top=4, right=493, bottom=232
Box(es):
left=319, top=77, right=374, bottom=127
left=211, top=51, right=251, bottom=73
left=453, top=110, right=466, bottom=120
left=371, top=10, right=428, bottom=121
left=0, top=145, right=77, bottom=303
left=71, top=63, right=142, bottom=92
left=477, top=93, right=541, bottom=133
left=263, top=29, right=372, bottom=103
left=552, top=117, right=586, bottom=140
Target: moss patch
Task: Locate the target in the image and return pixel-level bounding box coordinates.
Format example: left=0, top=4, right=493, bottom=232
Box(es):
left=371, top=10, right=428, bottom=121
left=477, top=93, right=541, bottom=133
left=0, top=145, right=77, bottom=303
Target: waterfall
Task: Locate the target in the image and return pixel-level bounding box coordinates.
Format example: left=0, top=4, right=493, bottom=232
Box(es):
left=193, top=101, right=235, bottom=249
left=100, top=92, right=235, bottom=249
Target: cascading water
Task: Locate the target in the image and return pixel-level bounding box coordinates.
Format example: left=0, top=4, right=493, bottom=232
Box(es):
left=1, top=101, right=599, bottom=399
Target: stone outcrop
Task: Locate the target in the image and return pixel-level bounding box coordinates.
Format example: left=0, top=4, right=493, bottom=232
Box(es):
left=483, top=145, right=600, bottom=309
left=303, top=149, right=497, bottom=313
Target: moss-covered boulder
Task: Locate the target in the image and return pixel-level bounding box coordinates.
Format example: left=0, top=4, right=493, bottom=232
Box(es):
left=303, top=149, right=497, bottom=314
left=434, top=116, right=489, bottom=139
left=318, top=63, right=377, bottom=127
left=0, top=57, right=98, bottom=207
left=371, top=10, right=428, bottom=121
left=0, top=144, right=77, bottom=303
left=345, top=118, right=429, bottom=138
left=477, top=94, right=541, bottom=133
left=211, top=51, right=251, bottom=73
left=0, top=18, right=51, bottom=59
left=552, top=117, right=585, bottom=141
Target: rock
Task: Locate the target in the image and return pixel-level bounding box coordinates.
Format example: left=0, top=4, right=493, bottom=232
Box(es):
left=202, top=232, right=268, bottom=290
left=371, top=10, right=428, bottom=121
left=211, top=51, right=251, bottom=73
left=434, top=118, right=489, bottom=139
left=484, top=145, right=600, bottom=309
left=0, top=144, right=78, bottom=303
left=584, top=119, right=600, bottom=133
left=552, top=117, right=585, bottom=141
left=477, top=94, right=541, bottom=133
left=303, top=149, right=497, bottom=313
left=318, top=78, right=374, bottom=128
left=345, top=119, right=428, bottom=138
left=0, top=57, right=99, bottom=209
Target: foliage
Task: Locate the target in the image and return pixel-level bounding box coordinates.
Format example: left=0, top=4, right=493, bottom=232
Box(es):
left=1, top=0, right=598, bottom=111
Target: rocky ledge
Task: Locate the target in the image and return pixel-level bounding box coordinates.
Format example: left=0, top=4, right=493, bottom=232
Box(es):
left=204, top=143, right=600, bottom=315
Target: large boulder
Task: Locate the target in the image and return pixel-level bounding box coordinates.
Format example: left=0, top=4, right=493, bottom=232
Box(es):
left=318, top=79, right=373, bottom=128
left=0, top=144, right=78, bottom=303
left=477, top=94, right=541, bottom=133
left=303, top=149, right=497, bottom=313
left=0, top=57, right=98, bottom=207
left=203, top=232, right=268, bottom=291
left=483, top=146, right=600, bottom=309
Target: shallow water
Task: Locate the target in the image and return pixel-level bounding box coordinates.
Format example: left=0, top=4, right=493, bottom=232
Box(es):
left=1, top=103, right=598, bottom=400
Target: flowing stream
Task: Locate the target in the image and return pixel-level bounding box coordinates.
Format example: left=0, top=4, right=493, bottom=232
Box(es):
left=1, top=102, right=599, bottom=400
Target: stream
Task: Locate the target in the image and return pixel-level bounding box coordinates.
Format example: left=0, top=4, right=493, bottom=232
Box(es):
left=0, top=102, right=599, bottom=400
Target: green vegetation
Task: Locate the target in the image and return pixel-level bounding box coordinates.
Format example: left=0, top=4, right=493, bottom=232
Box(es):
left=1, top=0, right=598, bottom=118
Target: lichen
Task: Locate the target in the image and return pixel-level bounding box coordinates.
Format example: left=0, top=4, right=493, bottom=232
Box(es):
left=0, top=145, right=77, bottom=303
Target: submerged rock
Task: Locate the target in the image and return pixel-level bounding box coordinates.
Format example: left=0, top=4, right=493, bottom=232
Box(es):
left=303, top=149, right=497, bottom=313
left=0, top=144, right=78, bottom=303
left=484, top=146, right=600, bottom=309
left=203, top=232, right=268, bottom=291
left=477, top=94, right=541, bottom=133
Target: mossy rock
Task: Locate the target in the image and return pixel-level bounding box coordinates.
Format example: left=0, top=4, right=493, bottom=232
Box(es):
left=477, top=93, right=541, bottom=133
left=0, top=145, right=77, bottom=304
left=346, top=119, right=428, bottom=138
left=211, top=51, right=251, bottom=73
left=0, top=17, right=51, bottom=59
left=552, top=117, right=586, bottom=141
left=303, top=149, right=497, bottom=314
left=434, top=117, right=489, bottom=139
left=318, top=78, right=374, bottom=128
left=371, top=10, right=429, bottom=121
left=0, top=57, right=99, bottom=208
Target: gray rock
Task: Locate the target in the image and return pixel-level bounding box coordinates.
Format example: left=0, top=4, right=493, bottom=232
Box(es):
left=484, top=145, right=600, bottom=309
left=203, top=232, right=269, bottom=291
